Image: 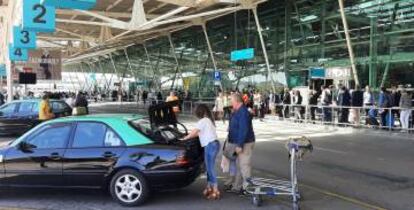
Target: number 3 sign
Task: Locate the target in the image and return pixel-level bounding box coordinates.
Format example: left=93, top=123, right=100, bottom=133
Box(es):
left=13, top=26, right=37, bottom=49
left=22, top=0, right=55, bottom=32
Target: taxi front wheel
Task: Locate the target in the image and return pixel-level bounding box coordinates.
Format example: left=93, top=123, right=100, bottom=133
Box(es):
left=110, top=169, right=150, bottom=206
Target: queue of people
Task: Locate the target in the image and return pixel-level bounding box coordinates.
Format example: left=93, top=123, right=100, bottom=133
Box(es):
left=211, top=84, right=413, bottom=131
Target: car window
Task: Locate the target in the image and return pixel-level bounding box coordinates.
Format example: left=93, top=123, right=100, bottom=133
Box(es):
left=52, top=101, right=68, bottom=112
left=72, top=122, right=107, bottom=148
left=26, top=124, right=71, bottom=149
left=105, top=129, right=123, bottom=147
left=32, top=102, right=39, bottom=113
left=18, top=102, right=35, bottom=113
left=0, top=103, right=17, bottom=115
left=72, top=122, right=124, bottom=148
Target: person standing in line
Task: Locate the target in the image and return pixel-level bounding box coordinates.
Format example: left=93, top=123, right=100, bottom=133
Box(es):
left=363, top=85, right=374, bottom=115
left=391, top=85, right=401, bottom=125
left=156, top=91, right=163, bottom=104
left=222, top=92, right=232, bottom=124
left=379, top=87, right=391, bottom=127
left=268, top=91, right=275, bottom=115
left=39, top=94, right=55, bottom=121
left=253, top=91, right=262, bottom=118
left=142, top=90, right=148, bottom=106
left=308, top=90, right=319, bottom=122
left=321, top=85, right=333, bottom=122
left=351, top=85, right=364, bottom=126
left=282, top=88, right=291, bottom=119
left=181, top=104, right=220, bottom=199
left=227, top=94, right=255, bottom=195
left=338, top=86, right=351, bottom=124
left=293, top=90, right=303, bottom=121
left=399, top=87, right=412, bottom=132
left=213, top=92, right=225, bottom=121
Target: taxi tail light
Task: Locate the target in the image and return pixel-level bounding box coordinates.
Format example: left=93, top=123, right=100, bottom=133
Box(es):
left=176, top=152, right=190, bottom=166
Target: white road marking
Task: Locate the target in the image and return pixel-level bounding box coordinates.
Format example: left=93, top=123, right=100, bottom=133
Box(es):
left=314, top=146, right=348, bottom=155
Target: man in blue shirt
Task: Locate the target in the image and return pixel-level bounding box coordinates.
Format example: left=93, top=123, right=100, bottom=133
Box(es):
left=228, top=94, right=255, bottom=193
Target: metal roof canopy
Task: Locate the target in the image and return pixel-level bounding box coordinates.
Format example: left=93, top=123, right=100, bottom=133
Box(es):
left=1, top=0, right=266, bottom=64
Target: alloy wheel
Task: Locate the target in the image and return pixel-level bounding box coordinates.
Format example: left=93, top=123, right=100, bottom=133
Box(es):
left=114, top=174, right=142, bottom=203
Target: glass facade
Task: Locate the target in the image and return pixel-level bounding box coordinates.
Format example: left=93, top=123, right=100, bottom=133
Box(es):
left=65, top=0, right=414, bottom=96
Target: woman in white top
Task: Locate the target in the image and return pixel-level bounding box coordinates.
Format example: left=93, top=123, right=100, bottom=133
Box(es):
left=182, top=104, right=220, bottom=199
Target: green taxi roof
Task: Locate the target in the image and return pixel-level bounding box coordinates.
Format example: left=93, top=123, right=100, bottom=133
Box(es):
left=44, top=114, right=153, bottom=146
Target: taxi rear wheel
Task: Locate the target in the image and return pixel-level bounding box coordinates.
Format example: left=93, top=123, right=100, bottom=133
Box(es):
left=110, top=169, right=150, bottom=206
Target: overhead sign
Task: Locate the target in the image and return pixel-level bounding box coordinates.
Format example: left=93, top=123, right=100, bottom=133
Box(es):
left=22, top=0, right=56, bottom=32
left=13, top=49, right=62, bottom=80
left=231, top=48, right=255, bottom=61
left=310, top=67, right=325, bottom=79
left=325, top=67, right=352, bottom=80
left=9, top=44, right=29, bottom=61
left=0, top=64, right=6, bottom=77
left=42, top=0, right=97, bottom=10
left=214, top=71, right=221, bottom=81
left=13, top=26, right=37, bottom=49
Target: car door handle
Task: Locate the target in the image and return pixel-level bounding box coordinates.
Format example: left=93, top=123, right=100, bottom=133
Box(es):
left=50, top=152, right=61, bottom=160
left=102, top=151, right=116, bottom=158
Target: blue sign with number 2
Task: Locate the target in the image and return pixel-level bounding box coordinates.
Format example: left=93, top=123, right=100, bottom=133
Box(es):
left=42, top=0, right=96, bottom=10
left=22, top=0, right=55, bottom=32
left=13, top=26, right=37, bottom=49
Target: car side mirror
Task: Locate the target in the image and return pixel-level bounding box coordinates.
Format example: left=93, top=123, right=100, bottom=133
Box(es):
left=17, top=141, right=36, bottom=153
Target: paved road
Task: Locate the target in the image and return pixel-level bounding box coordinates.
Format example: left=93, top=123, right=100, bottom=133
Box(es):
left=0, top=103, right=411, bottom=210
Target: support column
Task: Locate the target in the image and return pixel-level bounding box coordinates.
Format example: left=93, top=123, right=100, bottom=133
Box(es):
left=143, top=43, right=154, bottom=89
left=284, top=0, right=291, bottom=86
left=6, top=61, right=12, bottom=102
left=79, top=63, right=91, bottom=92
left=369, top=17, right=378, bottom=88
left=201, top=23, right=218, bottom=71
left=124, top=48, right=137, bottom=83
left=67, top=66, right=77, bottom=92
left=338, top=0, right=360, bottom=86
left=73, top=66, right=83, bottom=91
left=202, top=22, right=223, bottom=91
left=97, top=60, right=110, bottom=93
left=252, top=7, right=276, bottom=93
left=109, top=53, right=121, bottom=101
left=320, top=0, right=326, bottom=59
left=108, top=53, right=118, bottom=91
left=168, top=34, right=181, bottom=90
left=86, top=62, right=99, bottom=94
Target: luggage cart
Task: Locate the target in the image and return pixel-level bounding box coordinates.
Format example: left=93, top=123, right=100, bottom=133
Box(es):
left=246, top=140, right=311, bottom=210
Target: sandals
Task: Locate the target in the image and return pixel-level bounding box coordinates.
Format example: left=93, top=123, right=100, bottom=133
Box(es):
left=203, top=187, right=221, bottom=200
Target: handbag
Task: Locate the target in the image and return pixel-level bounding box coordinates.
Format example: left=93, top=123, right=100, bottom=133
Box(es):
left=72, top=107, right=87, bottom=116
left=223, top=139, right=237, bottom=160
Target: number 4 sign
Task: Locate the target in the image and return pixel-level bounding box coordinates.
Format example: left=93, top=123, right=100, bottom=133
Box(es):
left=13, top=26, right=37, bottom=49
left=9, top=44, right=29, bottom=61
left=22, top=0, right=56, bottom=32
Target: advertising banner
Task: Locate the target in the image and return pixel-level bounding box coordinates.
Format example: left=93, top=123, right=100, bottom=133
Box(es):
left=325, top=67, right=351, bottom=80
left=13, top=49, right=62, bottom=81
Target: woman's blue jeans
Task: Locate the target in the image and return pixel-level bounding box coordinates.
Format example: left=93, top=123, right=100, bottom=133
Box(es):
left=204, top=140, right=220, bottom=187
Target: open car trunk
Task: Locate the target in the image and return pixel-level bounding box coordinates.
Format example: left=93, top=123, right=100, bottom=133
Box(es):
left=146, top=101, right=203, bottom=160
